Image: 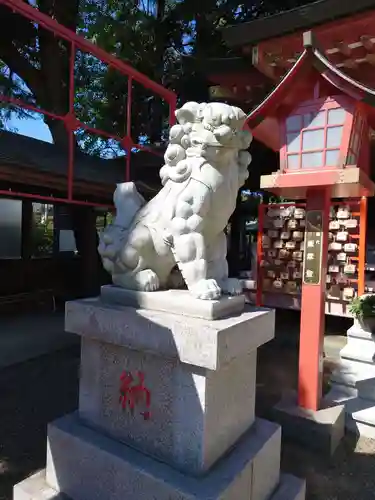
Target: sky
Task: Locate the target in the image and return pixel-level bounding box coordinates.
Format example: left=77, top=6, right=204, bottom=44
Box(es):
left=9, top=114, right=52, bottom=143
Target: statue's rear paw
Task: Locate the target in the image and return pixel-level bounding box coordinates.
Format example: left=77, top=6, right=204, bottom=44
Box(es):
left=218, top=278, right=243, bottom=296
left=136, top=269, right=160, bottom=292
left=190, top=279, right=221, bottom=300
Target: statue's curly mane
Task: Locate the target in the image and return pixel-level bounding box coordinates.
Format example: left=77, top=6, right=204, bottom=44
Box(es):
left=159, top=102, right=252, bottom=186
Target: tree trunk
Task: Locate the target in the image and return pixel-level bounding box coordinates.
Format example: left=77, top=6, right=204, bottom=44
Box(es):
left=70, top=205, right=101, bottom=297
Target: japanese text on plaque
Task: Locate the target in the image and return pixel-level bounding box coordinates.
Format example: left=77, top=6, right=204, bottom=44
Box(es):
left=303, top=210, right=323, bottom=285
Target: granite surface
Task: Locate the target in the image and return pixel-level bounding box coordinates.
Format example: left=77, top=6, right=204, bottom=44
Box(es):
left=79, top=338, right=257, bottom=474
left=100, top=286, right=246, bottom=320
left=65, top=298, right=275, bottom=370
left=45, top=413, right=283, bottom=500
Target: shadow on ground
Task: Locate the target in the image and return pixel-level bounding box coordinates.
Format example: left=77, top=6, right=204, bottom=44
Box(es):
left=0, top=346, right=80, bottom=500
left=0, top=310, right=374, bottom=500
left=256, top=310, right=375, bottom=500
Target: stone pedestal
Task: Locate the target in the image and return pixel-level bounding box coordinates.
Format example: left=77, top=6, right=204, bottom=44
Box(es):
left=329, top=320, right=375, bottom=438
left=270, top=391, right=345, bottom=456
left=14, top=287, right=306, bottom=500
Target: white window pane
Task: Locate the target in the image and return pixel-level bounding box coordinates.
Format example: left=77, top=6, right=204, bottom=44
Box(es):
left=309, top=110, right=326, bottom=128
left=303, top=113, right=311, bottom=127
left=326, top=126, right=343, bottom=148
left=286, top=115, right=302, bottom=131
left=301, top=151, right=323, bottom=168
left=287, top=132, right=300, bottom=152
left=287, top=154, right=300, bottom=169
left=325, top=149, right=340, bottom=166
left=327, top=108, right=346, bottom=125
left=302, top=129, right=324, bottom=150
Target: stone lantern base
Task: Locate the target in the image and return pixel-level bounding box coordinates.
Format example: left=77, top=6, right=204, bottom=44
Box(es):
left=329, top=319, right=375, bottom=438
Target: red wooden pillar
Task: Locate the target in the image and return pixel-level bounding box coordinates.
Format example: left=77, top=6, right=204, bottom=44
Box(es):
left=298, top=187, right=330, bottom=411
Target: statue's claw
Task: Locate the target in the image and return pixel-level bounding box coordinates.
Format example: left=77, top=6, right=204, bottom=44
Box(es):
left=190, top=279, right=221, bottom=300
left=136, top=270, right=160, bottom=292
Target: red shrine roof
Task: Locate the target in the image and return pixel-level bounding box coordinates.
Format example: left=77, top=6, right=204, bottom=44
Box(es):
left=246, top=32, right=375, bottom=151
left=205, top=0, right=375, bottom=111
left=224, top=0, right=375, bottom=48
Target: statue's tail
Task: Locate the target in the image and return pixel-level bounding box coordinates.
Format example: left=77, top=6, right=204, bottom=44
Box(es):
left=112, top=182, right=146, bottom=228
left=98, top=182, right=146, bottom=273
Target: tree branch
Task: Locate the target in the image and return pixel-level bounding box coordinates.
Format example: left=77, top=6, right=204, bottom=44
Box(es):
left=0, top=39, right=42, bottom=101
left=0, top=5, right=41, bottom=97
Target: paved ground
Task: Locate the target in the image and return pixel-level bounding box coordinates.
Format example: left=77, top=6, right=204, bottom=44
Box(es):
left=0, top=346, right=80, bottom=500
left=0, top=310, right=374, bottom=500
left=0, top=311, right=78, bottom=369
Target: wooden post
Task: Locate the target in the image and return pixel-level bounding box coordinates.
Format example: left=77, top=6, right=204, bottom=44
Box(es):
left=298, top=187, right=330, bottom=411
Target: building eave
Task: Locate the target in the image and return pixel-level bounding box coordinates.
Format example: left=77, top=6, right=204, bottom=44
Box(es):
left=223, top=0, right=375, bottom=48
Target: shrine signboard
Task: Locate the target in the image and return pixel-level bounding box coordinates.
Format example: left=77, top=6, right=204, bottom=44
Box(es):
left=302, top=210, right=323, bottom=285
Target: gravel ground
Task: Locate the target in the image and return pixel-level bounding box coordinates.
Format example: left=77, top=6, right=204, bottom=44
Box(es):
left=0, top=338, right=375, bottom=500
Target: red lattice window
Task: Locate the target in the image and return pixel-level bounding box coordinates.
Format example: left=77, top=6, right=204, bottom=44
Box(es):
left=280, top=97, right=355, bottom=172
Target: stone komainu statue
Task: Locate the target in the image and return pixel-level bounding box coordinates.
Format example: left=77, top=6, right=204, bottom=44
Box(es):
left=98, top=101, right=252, bottom=300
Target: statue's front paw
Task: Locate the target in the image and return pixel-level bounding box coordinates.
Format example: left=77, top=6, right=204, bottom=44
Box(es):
left=219, top=278, right=243, bottom=296
left=190, top=279, right=221, bottom=300
left=137, top=269, right=160, bottom=292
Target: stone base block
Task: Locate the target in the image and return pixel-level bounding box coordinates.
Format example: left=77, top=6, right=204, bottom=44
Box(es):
left=329, top=386, right=375, bottom=439
left=100, top=286, right=245, bottom=320
left=14, top=413, right=305, bottom=500
left=66, top=298, right=275, bottom=475
left=270, top=392, right=345, bottom=456
left=14, top=470, right=67, bottom=500
left=44, top=413, right=283, bottom=500
left=329, top=320, right=375, bottom=438
left=271, top=475, right=306, bottom=500
left=330, top=358, right=375, bottom=401
left=79, top=337, right=257, bottom=476
left=14, top=471, right=305, bottom=500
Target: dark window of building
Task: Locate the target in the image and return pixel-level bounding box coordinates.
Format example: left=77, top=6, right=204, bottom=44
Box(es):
left=0, top=198, right=22, bottom=259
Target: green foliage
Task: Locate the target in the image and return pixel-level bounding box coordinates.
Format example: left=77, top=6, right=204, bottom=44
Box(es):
left=349, top=295, right=375, bottom=320
left=32, top=218, right=54, bottom=257
left=0, top=0, right=320, bottom=153
left=268, top=196, right=292, bottom=204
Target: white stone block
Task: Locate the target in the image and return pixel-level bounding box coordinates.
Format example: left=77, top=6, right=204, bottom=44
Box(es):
left=14, top=470, right=66, bottom=500
left=65, top=298, right=275, bottom=371
left=79, top=337, right=257, bottom=475
left=329, top=384, right=375, bottom=439
left=101, top=286, right=246, bottom=320
left=15, top=471, right=306, bottom=500
left=45, top=413, right=282, bottom=500
left=340, top=337, right=375, bottom=365
left=331, top=358, right=375, bottom=401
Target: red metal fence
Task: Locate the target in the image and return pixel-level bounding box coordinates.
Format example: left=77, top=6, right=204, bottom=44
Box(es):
left=0, top=0, right=177, bottom=207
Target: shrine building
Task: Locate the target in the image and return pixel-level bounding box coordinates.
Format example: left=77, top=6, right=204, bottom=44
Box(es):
left=205, top=0, right=375, bottom=316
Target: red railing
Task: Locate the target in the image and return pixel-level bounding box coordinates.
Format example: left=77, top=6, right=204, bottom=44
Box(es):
left=0, top=0, right=177, bottom=207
